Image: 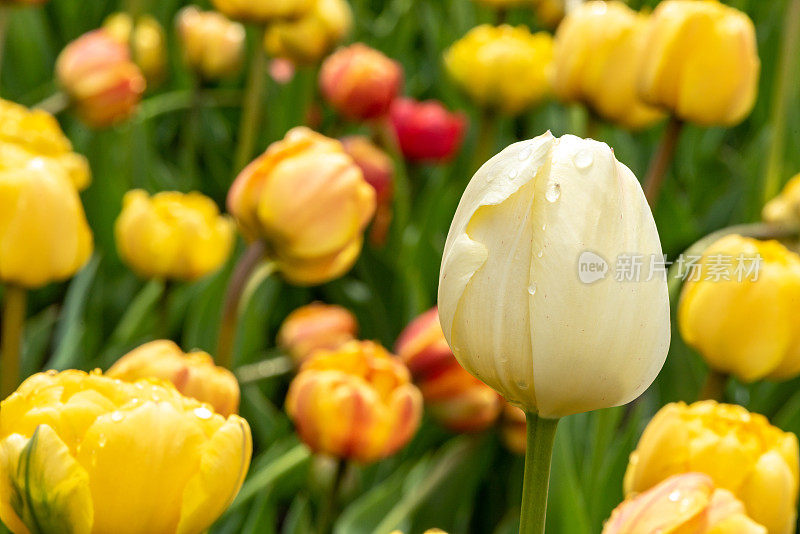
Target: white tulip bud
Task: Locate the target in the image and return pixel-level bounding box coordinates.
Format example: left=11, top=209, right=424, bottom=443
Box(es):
left=437, top=131, right=670, bottom=418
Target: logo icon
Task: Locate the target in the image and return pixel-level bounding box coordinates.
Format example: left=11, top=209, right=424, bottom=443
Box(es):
left=578, top=251, right=608, bottom=284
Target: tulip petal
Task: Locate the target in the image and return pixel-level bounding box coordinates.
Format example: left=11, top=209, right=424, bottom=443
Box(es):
left=738, top=451, right=798, bottom=534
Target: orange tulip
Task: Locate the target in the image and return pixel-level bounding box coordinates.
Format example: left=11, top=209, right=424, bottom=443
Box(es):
left=277, top=302, right=359, bottom=364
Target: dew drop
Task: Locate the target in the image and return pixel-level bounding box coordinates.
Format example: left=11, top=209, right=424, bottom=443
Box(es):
left=518, top=147, right=532, bottom=161
left=573, top=149, right=594, bottom=170
left=545, top=182, right=561, bottom=202
left=194, top=406, right=213, bottom=420
left=668, top=490, right=681, bottom=502
left=527, top=283, right=537, bottom=296
left=110, top=411, right=124, bottom=422
left=509, top=169, right=519, bottom=180
left=537, top=250, right=543, bottom=258
left=541, top=223, right=547, bottom=231
left=97, top=436, right=107, bottom=448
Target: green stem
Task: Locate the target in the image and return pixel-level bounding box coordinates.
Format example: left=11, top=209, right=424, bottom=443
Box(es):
left=1, top=285, right=27, bottom=398
left=158, top=279, right=171, bottom=340
left=472, top=107, right=498, bottom=173
left=317, top=459, right=347, bottom=534
left=180, top=76, right=202, bottom=188
left=520, top=413, right=559, bottom=534
left=33, top=91, right=69, bottom=115
left=643, top=115, right=683, bottom=208
left=0, top=5, right=9, bottom=83
left=233, top=24, right=268, bottom=174
left=761, top=0, right=800, bottom=205
left=699, top=370, right=728, bottom=402
left=136, top=88, right=241, bottom=122
left=235, top=355, right=294, bottom=384
left=216, top=241, right=268, bottom=369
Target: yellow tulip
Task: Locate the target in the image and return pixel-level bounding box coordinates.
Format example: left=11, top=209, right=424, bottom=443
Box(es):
left=176, top=6, right=245, bottom=81
left=0, top=98, right=90, bottom=191
left=763, top=173, right=800, bottom=227
left=227, top=127, right=376, bottom=285
left=444, top=24, right=553, bottom=115
left=605, top=473, right=765, bottom=534
left=0, top=369, right=252, bottom=534
left=115, top=189, right=235, bottom=281
left=107, top=340, right=240, bottom=417
left=638, top=0, right=759, bottom=127
left=0, top=158, right=92, bottom=288
left=104, top=13, right=168, bottom=85
left=552, top=1, right=664, bottom=130
left=678, top=235, right=800, bottom=382
left=264, top=0, right=352, bottom=65
left=286, top=340, right=422, bottom=463
left=438, top=132, right=669, bottom=418
left=277, top=302, right=359, bottom=364
left=211, top=0, right=311, bottom=24
left=531, top=0, right=564, bottom=29
left=624, top=401, right=799, bottom=534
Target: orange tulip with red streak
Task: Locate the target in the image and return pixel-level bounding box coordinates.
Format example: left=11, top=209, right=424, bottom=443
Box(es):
left=277, top=302, right=359, bottom=364
left=396, top=308, right=502, bottom=433
left=286, top=340, right=422, bottom=463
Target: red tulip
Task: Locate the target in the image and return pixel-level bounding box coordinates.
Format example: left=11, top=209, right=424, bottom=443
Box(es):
left=389, top=97, right=467, bottom=163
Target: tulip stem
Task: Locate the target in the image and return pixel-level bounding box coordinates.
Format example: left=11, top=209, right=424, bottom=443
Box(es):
left=235, top=355, right=294, bottom=384
left=1, top=285, right=26, bottom=398
left=699, top=370, right=728, bottom=402
left=216, top=241, right=268, bottom=369
left=643, top=116, right=683, bottom=209
left=180, top=76, right=202, bottom=188
left=33, top=91, right=69, bottom=115
left=233, top=24, right=268, bottom=174
left=0, top=5, right=8, bottom=81
left=520, top=413, right=559, bottom=534
left=472, top=108, right=498, bottom=173
left=318, top=459, right=347, bottom=534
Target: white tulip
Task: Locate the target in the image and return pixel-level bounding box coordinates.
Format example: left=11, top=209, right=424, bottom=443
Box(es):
left=437, top=131, right=670, bottom=418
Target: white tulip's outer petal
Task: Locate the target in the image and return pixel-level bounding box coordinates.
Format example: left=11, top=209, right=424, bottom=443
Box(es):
left=438, top=132, right=670, bottom=418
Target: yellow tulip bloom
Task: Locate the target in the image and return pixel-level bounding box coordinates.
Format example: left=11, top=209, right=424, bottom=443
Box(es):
left=444, top=24, right=553, bottom=115
left=678, top=235, right=800, bottom=382
left=624, top=401, right=799, bottom=534
left=0, top=370, right=252, bottom=534
left=763, top=173, right=800, bottom=227
left=115, top=189, right=235, bottom=281
left=277, top=302, right=358, bottom=364
left=264, top=0, right=352, bottom=65
left=552, top=1, right=664, bottom=130
left=0, top=158, right=93, bottom=288
left=104, top=13, right=168, bottom=85
left=638, top=0, right=759, bottom=127
left=176, top=7, right=245, bottom=81
left=211, top=0, right=311, bottom=24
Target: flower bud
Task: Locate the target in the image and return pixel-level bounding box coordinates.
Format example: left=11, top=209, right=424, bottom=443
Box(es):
left=104, top=13, right=168, bottom=85
left=176, top=6, right=245, bottom=81
left=277, top=302, right=358, bottom=364
left=438, top=132, right=669, bottom=418
left=605, top=473, right=766, bottom=534
left=264, top=0, right=352, bottom=65
left=638, top=0, right=759, bottom=127
left=396, top=308, right=501, bottom=433
left=0, top=158, right=92, bottom=288
left=56, top=30, right=146, bottom=128
left=499, top=403, right=527, bottom=455
left=0, top=98, right=90, bottom=191
left=319, top=43, right=403, bottom=121
left=532, top=0, right=564, bottom=29
left=678, top=235, right=800, bottom=383
left=115, top=189, right=235, bottom=282
left=624, top=401, right=799, bottom=534
left=340, top=135, right=394, bottom=246
left=444, top=25, right=553, bottom=115
left=286, top=340, right=423, bottom=463
left=763, top=173, right=800, bottom=227
left=227, top=127, right=376, bottom=285
left=107, top=340, right=240, bottom=416
left=211, top=0, right=312, bottom=23
left=0, top=369, right=251, bottom=534
left=389, top=98, right=467, bottom=163
left=552, top=1, right=664, bottom=130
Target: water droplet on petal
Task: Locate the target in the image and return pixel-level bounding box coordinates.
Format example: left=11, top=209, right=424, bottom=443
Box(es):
left=110, top=411, right=124, bottom=422
left=573, top=149, right=594, bottom=170
left=194, top=406, right=213, bottom=420
left=509, top=169, right=519, bottom=181
left=668, top=490, right=681, bottom=502
left=518, top=147, right=532, bottom=161
left=545, top=182, right=561, bottom=202
left=537, top=250, right=543, bottom=258
left=528, top=283, right=537, bottom=296
left=542, top=223, right=547, bottom=231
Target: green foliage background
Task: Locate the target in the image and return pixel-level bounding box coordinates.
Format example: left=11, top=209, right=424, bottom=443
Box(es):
left=1, top=0, right=799, bottom=532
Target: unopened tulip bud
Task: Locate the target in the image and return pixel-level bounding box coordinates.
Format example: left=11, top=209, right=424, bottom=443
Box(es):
left=115, top=189, right=235, bottom=281
left=0, top=98, right=90, bottom=190
left=624, top=401, right=799, bottom=534
left=389, top=98, right=467, bottom=163
left=56, top=30, right=146, bottom=128
left=319, top=43, right=403, bottom=121
left=0, top=158, right=92, bottom=288
left=396, top=308, right=501, bottom=433
left=277, top=302, right=358, bottom=364
left=678, top=235, right=800, bottom=383
left=104, top=13, right=167, bottom=85
left=286, top=340, right=423, bottom=463
left=340, top=136, right=394, bottom=245
left=639, top=0, right=759, bottom=127
left=763, top=173, right=800, bottom=227
left=211, top=0, right=312, bottom=24
left=552, top=1, right=664, bottom=130
left=605, top=473, right=766, bottom=534
left=531, top=0, right=564, bottom=29
left=438, top=132, right=669, bottom=418
left=444, top=25, right=553, bottom=115
left=0, top=370, right=251, bottom=533
left=176, top=6, right=245, bottom=81
left=264, top=0, right=352, bottom=65
left=107, top=340, right=240, bottom=416
left=227, top=127, right=376, bottom=285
